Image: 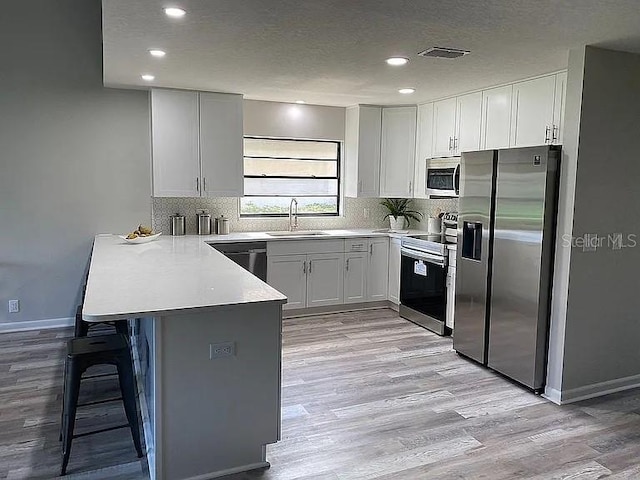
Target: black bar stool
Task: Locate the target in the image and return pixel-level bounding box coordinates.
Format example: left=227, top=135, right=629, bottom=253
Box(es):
left=74, top=304, right=128, bottom=338
left=60, top=334, right=143, bottom=476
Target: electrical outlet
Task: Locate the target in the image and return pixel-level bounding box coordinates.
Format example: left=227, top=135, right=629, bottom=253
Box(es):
left=209, top=341, right=235, bottom=359
left=363, top=208, right=370, bottom=219
left=8, top=300, right=19, bottom=313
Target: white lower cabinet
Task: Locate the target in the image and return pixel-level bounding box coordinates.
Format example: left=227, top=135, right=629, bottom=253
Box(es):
left=307, top=253, right=345, bottom=307
left=267, top=255, right=307, bottom=310
left=267, top=237, right=390, bottom=310
left=368, top=238, right=389, bottom=301
left=446, top=249, right=457, bottom=331
left=344, top=252, right=368, bottom=304
left=446, top=266, right=456, bottom=330
left=388, top=238, right=401, bottom=305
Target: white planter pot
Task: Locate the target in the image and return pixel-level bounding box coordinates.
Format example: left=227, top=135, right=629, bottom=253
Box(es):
left=389, top=216, right=406, bottom=231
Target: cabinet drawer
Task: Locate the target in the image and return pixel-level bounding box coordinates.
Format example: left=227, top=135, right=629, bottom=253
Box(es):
left=267, top=239, right=345, bottom=256
left=345, top=238, right=369, bottom=252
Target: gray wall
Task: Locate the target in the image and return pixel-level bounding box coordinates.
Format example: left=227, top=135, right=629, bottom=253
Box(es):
left=547, top=46, right=640, bottom=399
left=563, top=47, right=640, bottom=391
left=0, top=0, right=151, bottom=327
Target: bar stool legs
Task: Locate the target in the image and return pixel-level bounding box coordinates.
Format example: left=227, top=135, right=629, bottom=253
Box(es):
left=117, top=359, right=143, bottom=458
left=60, top=334, right=143, bottom=476
left=60, top=360, right=82, bottom=476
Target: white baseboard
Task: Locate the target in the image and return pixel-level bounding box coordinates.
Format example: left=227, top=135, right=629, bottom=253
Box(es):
left=542, top=387, right=562, bottom=405
left=544, top=374, right=640, bottom=404
left=0, top=316, right=74, bottom=333
left=284, top=302, right=391, bottom=319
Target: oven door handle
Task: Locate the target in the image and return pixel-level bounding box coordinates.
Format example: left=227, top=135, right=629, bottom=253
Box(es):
left=401, top=248, right=446, bottom=267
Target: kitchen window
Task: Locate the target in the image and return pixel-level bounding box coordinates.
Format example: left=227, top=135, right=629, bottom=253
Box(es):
left=240, top=137, right=341, bottom=217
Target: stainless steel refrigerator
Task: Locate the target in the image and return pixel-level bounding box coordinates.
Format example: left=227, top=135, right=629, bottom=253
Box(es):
left=453, top=145, right=560, bottom=392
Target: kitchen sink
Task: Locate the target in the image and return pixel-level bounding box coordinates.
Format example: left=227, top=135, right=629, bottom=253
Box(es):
left=266, top=230, right=330, bottom=237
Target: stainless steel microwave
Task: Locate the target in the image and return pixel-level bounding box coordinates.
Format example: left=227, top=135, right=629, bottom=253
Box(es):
left=426, top=157, right=460, bottom=198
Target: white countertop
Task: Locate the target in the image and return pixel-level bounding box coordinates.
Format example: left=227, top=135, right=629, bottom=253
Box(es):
left=83, top=228, right=447, bottom=322
left=199, top=228, right=426, bottom=244
left=83, top=234, right=288, bottom=322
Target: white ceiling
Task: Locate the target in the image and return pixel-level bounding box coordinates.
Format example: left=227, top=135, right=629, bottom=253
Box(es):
left=102, top=0, right=640, bottom=106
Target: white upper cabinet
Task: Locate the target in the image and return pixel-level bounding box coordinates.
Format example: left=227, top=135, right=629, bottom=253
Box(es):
left=151, top=89, right=200, bottom=197
left=455, top=92, right=482, bottom=155
left=433, top=98, right=457, bottom=157
left=380, top=106, right=417, bottom=197
left=510, top=75, right=556, bottom=147
left=413, top=103, right=434, bottom=199
left=199, top=92, right=244, bottom=197
left=344, top=106, right=381, bottom=198
left=552, top=71, right=567, bottom=145
left=480, top=85, right=513, bottom=150
left=433, top=94, right=482, bottom=157
left=151, top=88, right=243, bottom=198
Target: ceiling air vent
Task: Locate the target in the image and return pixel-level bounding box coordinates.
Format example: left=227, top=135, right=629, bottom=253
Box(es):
left=418, top=47, right=470, bottom=59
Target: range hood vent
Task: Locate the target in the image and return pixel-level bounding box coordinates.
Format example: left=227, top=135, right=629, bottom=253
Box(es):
left=418, top=47, right=470, bottom=59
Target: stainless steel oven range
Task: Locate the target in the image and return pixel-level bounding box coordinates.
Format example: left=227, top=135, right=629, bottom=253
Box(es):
left=399, top=234, right=451, bottom=336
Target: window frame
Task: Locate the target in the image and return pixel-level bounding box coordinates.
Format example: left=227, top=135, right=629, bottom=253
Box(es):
left=240, top=136, right=341, bottom=218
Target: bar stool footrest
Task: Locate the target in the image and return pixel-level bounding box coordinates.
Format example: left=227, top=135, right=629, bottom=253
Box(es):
left=77, top=396, right=123, bottom=407
left=72, top=423, right=130, bottom=439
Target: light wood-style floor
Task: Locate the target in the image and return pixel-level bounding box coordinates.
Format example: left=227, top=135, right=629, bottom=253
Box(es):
left=2, top=309, right=640, bottom=479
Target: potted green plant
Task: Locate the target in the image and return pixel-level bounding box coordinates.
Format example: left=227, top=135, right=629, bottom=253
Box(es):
left=380, top=198, right=423, bottom=231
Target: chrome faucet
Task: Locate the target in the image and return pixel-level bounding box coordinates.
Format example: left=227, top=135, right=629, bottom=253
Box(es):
left=289, top=198, right=299, bottom=231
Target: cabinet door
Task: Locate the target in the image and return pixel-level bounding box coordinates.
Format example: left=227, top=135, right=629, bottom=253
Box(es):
left=380, top=107, right=417, bottom=197
left=387, top=239, right=401, bottom=305
left=151, top=89, right=200, bottom=197
left=446, top=267, right=456, bottom=330
left=480, top=85, right=513, bottom=150
left=368, top=238, right=389, bottom=301
left=552, top=71, right=567, bottom=145
left=345, top=106, right=382, bottom=198
left=455, top=92, right=482, bottom=155
left=510, top=76, right=556, bottom=147
left=199, top=92, right=244, bottom=197
left=413, top=103, right=434, bottom=199
left=432, top=98, right=457, bottom=157
left=307, top=253, right=345, bottom=307
left=267, top=255, right=307, bottom=310
left=344, top=252, right=368, bottom=304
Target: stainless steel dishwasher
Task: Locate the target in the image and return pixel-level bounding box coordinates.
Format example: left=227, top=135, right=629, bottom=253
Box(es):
left=210, top=242, right=268, bottom=282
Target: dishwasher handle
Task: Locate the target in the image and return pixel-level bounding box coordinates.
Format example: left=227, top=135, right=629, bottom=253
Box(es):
left=225, top=249, right=266, bottom=256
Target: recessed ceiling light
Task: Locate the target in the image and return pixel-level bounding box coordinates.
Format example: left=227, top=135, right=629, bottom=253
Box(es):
left=164, top=7, right=186, bottom=18
left=295, top=100, right=306, bottom=104
left=149, top=49, right=166, bottom=58
left=141, top=74, right=155, bottom=81
left=386, top=57, right=409, bottom=66
left=398, top=88, right=415, bottom=94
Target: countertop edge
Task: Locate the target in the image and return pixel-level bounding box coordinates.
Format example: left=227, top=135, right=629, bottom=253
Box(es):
left=82, top=297, right=288, bottom=323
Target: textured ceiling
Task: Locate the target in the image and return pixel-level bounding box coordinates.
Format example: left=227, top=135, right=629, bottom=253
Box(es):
left=102, top=0, right=640, bottom=106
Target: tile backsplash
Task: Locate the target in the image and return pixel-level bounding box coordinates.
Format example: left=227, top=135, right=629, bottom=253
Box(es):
left=152, top=197, right=458, bottom=235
